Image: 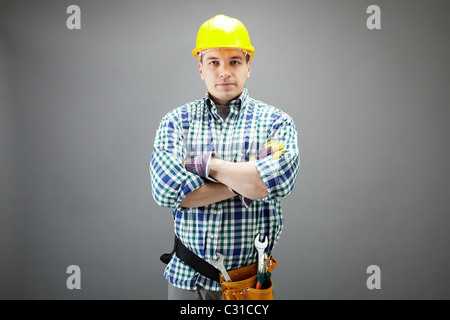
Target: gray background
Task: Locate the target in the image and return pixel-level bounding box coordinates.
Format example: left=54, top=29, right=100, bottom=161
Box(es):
left=1, top=0, right=449, bottom=299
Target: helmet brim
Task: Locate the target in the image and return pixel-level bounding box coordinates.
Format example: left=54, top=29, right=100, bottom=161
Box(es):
left=192, top=46, right=255, bottom=60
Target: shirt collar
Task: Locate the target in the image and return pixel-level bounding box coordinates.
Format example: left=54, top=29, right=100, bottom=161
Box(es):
left=205, top=86, right=249, bottom=113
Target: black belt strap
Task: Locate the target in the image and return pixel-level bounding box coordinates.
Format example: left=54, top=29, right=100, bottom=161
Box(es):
left=160, top=236, right=221, bottom=282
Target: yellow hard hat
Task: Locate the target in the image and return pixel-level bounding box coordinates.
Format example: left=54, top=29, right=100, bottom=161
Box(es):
left=192, top=15, right=255, bottom=60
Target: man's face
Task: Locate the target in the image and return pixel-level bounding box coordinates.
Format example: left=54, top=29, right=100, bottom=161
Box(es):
left=199, top=49, right=251, bottom=105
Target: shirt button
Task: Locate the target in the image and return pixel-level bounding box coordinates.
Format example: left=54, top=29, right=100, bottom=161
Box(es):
left=213, top=209, right=218, bottom=214
left=210, top=234, right=215, bottom=239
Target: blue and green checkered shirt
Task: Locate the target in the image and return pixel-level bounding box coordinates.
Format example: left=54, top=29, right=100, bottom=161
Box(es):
left=150, top=87, right=300, bottom=291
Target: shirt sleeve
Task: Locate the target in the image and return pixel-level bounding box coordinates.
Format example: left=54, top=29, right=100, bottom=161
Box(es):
left=253, top=115, right=300, bottom=201
left=149, top=116, right=205, bottom=209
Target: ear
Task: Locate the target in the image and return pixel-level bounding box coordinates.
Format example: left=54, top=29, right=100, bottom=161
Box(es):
left=247, top=60, right=251, bottom=78
left=199, top=61, right=205, bottom=80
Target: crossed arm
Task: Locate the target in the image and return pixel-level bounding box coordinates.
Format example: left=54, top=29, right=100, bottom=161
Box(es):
left=180, top=159, right=268, bottom=208
left=150, top=115, right=299, bottom=211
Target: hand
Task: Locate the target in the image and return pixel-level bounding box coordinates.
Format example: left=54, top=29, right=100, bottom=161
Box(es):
left=250, top=141, right=287, bottom=161
left=228, top=187, right=253, bottom=208
left=184, top=152, right=222, bottom=182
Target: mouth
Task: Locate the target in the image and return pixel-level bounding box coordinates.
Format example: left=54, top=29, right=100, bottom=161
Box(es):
left=216, top=83, right=236, bottom=87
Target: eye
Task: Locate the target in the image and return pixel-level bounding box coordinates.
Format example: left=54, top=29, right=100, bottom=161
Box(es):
left=209, top=61, right=218, bottom=65
left=231, top=60, right=241, bottom=65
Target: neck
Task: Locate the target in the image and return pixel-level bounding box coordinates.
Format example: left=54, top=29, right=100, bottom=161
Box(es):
left=209, top=93, right=242, bottom=106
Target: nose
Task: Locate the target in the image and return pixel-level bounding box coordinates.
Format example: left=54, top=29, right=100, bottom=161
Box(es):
left=218, top=64, right=231, bottom=79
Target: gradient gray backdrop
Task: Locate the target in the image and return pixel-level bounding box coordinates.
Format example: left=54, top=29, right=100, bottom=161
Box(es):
left=1, top=0, right=449, bottom=299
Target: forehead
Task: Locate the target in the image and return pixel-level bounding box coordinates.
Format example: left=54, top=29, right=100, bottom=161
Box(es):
left=202, top=49, right=246, bottom=60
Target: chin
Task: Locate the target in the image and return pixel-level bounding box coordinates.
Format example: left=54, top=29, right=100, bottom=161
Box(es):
left=213, top=89, right=233, bottom=97
left=219, top=88, right=240, bottom=96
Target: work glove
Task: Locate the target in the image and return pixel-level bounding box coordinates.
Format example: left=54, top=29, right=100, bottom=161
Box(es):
left=249, top=141, right=286, bottom=162
left=183, top=151, right=220, bottom=182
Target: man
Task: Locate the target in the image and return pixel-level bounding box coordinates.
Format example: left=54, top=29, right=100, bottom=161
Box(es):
left=150, top=15, right=300, bottom=300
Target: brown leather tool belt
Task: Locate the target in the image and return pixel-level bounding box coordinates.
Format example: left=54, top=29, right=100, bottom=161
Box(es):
left=160, top=236, right=277, bottom=300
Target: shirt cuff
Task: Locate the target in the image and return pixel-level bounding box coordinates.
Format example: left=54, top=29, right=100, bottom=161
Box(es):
left=175, top=172, right=206, bottom=211
left=253, top=158, right=282, bottom=202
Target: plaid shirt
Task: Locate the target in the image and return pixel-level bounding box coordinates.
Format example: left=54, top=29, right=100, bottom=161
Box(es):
left=150, top=87, right=300, bottom=291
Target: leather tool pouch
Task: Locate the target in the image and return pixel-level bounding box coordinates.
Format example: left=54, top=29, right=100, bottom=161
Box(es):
left=219, top=257, right=277, bottom=300
left=161, top=236, right=278, bottom=300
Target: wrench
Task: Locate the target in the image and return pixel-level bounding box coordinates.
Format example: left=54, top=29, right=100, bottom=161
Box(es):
left=263, top=253, right=268, bottom=273
left=254, top=233, right=268, bottom=274
left=211, top=252, right=232, bottom=282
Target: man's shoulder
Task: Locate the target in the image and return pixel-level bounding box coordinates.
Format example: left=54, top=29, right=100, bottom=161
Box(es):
left=248, top=97, right=294, bottom=122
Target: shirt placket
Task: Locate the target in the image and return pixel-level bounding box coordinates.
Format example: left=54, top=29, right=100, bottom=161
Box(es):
left=205, top=100, right=240, bottom=261
left=206, top=205, right=222, bottom=260
left=205, top=112, right=224, bottom=260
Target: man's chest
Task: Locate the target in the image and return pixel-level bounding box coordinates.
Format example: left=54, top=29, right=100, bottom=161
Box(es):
left=184, top=114, right=270, bottom=162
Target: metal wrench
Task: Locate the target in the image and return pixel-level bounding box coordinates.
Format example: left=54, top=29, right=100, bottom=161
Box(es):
left=211, top=252, right=232, bottom=282
left=254, top=233, right=268, bottom=274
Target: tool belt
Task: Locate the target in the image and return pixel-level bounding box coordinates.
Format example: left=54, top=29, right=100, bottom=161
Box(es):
left=160, top=236, right=277, bottom=300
